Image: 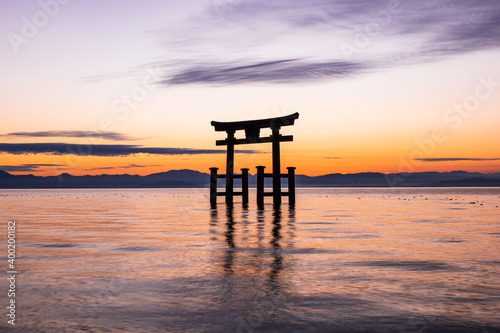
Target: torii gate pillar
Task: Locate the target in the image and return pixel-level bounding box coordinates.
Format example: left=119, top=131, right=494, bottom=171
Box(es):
left=272, top=127, right=281, bottom=205
left=225, top=130, right=235, bottom=205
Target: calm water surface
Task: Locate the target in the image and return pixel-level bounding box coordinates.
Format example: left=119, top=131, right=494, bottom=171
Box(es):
left=0, top=188, right=499, bottom=332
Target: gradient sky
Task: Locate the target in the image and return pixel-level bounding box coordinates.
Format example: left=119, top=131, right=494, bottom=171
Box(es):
left=1, top=0, right=500, bottom=176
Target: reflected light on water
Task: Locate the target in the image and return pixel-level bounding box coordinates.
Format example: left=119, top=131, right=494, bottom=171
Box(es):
left=0, top=188, right=499, bottom=332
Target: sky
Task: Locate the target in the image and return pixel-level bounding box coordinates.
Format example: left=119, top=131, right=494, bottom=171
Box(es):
left=1, top=0, right=500, bottom=176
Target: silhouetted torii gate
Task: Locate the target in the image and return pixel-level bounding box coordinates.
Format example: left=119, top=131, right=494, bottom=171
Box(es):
left=210, top=112, right=299, bottom=206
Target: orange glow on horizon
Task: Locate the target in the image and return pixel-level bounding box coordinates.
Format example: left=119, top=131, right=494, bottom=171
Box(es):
left=2, top=150, right=499, bottom=177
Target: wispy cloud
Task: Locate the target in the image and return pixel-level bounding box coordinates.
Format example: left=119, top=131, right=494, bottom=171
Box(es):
left=163, top=59, right=366, bottom=85
left=1, top=131, right=137, bottom=141
left=0, top=143, right=258, bottom=156
left=415, top=158, right=500, bottom=162
left=147, top=0, right=500, bottom=85
left=85, top=164, right=163, bottom=171
left=323, top=156, right=343, bottom=159
left=0, top=163, right=68, bottom=172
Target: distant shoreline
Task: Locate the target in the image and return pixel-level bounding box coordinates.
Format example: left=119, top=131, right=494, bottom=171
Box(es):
left=1, top=169, right=500, bottom=189
left=1, top=186, right=500, bottom=190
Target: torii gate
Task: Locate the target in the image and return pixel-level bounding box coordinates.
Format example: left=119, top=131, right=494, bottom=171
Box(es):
left=210, top=112, right=299, bottom=206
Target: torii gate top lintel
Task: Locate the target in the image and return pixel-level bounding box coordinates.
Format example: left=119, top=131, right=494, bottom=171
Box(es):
left=211, top=112, right=299, bottom=132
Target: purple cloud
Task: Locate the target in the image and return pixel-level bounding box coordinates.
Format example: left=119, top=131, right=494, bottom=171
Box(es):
left=0, top=143, right=258, bottom=156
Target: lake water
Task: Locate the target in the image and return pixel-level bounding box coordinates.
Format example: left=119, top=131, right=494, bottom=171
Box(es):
left=0, top=187, right=499, bottom=332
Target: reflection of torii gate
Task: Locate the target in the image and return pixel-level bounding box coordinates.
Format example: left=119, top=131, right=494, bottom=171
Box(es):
left=210, top=112, right=299, bottom=206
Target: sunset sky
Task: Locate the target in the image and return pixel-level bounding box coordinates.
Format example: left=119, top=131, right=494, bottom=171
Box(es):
left=1, top=0, right=499, bottom=176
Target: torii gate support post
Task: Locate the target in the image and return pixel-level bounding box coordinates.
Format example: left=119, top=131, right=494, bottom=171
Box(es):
left=210, top=167, right=248, bottom=206
left=287, top=167, right=295, bottom=206
left=225, top=130, right=235, bottom=205
left=210, top=167, right=218, bottom=206
left=272, top=127, right=281, bottom=206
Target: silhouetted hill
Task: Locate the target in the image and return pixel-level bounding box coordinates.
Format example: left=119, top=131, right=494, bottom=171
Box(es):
left=0, top=170, right=13, bottom=178
left=0, top=169, right=499, bottom=188
left=294, top=171, right=500, bottom=187
left=426, top=177, right=500, bottom=187
left=145, top=169, right=208, bottom=184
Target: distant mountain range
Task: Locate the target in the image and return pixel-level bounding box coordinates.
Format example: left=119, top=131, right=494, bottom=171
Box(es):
left=1, top=169, right=500, bottom=188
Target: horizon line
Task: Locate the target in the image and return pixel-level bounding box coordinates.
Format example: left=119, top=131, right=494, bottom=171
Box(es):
left=2, top=168, right=500, bottom=178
